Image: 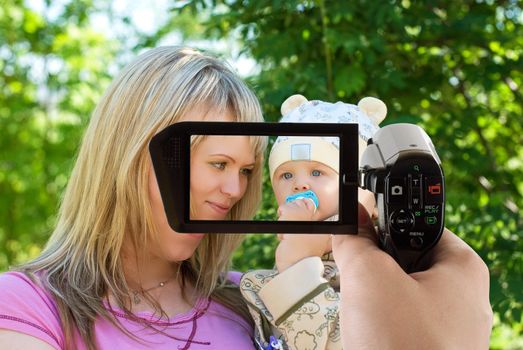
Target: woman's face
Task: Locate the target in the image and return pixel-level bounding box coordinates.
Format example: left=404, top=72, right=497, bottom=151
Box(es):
left=148, top=106, right=255, bottom=261
left=190, top=135, right=255, bottom=220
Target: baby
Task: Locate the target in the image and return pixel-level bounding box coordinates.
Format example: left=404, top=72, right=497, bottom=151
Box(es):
left=269, top=134, right=341, bottom=274
left=240, top=95, right=386, bottom=350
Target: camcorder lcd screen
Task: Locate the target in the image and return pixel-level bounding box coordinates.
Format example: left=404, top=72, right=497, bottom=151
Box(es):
left=149, top=122, right=359, bottom=233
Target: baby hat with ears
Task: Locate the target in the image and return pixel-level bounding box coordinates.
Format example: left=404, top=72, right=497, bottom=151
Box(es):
left=268, top=94, right=387, bottom=182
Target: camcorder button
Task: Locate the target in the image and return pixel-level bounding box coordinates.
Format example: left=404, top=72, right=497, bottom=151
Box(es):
left=409, top=174, right=423, bottom=209
left=390, top=209, right=415, bottom=233
left=425, top=176, right=444, bottom=204
left=387, top=177, right=407, bottom=204
left=410, top=236, right=424, bottom=249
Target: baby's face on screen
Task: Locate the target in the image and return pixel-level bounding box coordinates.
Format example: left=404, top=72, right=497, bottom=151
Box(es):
left=272, top=160, right=339, bottom=221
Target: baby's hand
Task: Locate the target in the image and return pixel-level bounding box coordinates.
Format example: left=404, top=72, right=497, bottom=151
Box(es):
left=277, top=198, right=316, bottom=221
left=275, top=233, right=332, bottom=272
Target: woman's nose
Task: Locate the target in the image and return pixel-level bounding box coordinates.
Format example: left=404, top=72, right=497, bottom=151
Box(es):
left=221, top=174, right=243, bottom=198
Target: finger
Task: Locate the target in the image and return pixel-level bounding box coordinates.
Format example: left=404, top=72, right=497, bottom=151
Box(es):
left=358, top=188, right=376, bottom=217
left=285, top=201, right=301, bottom=210
left=302, top=198, right=317, bottom=212
left=425, top=229, right=482, bottom=270
left=409, top=229, right=490, bottom=305
left=331, top=203, right=379, bottom=248
left=291, top=199, right=304, bottom=208
left=296, top=198, right=310, bottom=208
left=356, top=202, right=379, bottom=244
left=331, top=204, right=387, bottom=269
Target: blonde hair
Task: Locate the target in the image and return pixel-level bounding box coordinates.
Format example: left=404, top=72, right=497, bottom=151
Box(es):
left=19, top=46, right=266, bottom=349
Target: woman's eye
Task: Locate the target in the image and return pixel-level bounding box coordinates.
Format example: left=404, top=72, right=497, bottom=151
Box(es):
left=312, top=170, right=321, bottom=176
left=241, top=168, right=253, bottom=176
left=210, top=162, right=226, bottom=170
left=282, top=172, right=293, bottom=180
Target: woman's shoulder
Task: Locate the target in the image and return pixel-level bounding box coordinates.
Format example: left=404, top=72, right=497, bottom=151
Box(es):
left=0, top=271, right=64, bottom=349
left=1, top=270, right=47, bottom=291
left=0, top=271, right=57, bottom=306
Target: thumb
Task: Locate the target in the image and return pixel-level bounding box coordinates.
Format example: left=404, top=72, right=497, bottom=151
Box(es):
left=331, top=203, right=381, bottom=262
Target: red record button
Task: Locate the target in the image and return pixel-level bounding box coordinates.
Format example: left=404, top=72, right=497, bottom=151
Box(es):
left=425, top=177, right=443, bottom=204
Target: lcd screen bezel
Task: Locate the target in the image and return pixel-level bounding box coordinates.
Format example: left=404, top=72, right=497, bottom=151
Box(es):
left=149, top=121, right=358, bottom=233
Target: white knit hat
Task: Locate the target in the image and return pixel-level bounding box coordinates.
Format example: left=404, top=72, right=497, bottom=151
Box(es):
left=268, top=95, right=387, bottom=181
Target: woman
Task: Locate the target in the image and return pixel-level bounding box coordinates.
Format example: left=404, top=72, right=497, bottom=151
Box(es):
left=0, top=46, right=492, bottom=350
left=0, top=47, right=267, bottom=349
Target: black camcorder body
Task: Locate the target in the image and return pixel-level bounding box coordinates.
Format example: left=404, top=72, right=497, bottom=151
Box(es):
left=359, top=123, right=445, bottom=272
left=150, top=121, right=445, bottom=273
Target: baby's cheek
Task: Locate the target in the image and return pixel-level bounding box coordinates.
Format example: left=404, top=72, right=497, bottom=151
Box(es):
left=273, top=184, right=289, bottom=205
left=321, top=180, right=339, bottom=198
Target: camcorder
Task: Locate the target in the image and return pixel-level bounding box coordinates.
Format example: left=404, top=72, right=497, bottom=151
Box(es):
left=359, top=123, right=445, bottom=272
left=149, top=121, right=444, bottom=273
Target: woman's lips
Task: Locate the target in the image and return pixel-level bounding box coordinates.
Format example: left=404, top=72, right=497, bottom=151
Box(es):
left=207, top=201, right=230, bottom=216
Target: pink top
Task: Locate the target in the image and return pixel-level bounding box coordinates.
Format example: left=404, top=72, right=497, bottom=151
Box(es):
left=0, top=271, right=254, bottom=349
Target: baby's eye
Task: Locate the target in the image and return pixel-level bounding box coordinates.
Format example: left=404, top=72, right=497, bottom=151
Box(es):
left=210, top=162, right=226, bottom=170
left=240, top=168, right=253, bottom=176
left=311, top=170, right=322, bottom=176
left=282, top=172, right=293, bottom=180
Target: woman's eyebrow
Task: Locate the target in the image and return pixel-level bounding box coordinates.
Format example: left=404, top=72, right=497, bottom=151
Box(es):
left=209, top=153, right=255, bottom=166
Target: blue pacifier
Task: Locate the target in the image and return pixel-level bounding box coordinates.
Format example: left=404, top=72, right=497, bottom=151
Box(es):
left=285, top=190, right=319, bottom=209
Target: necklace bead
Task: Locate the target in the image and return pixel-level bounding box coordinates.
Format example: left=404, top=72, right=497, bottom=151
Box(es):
left=130, top=273, right=177, bottom=304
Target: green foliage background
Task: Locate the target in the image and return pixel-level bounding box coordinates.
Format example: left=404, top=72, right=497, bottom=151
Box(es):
left=1, top=0, right=521, bottom=348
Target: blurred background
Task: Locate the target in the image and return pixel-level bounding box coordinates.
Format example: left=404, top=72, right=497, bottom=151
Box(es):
left=0, top=0, right=521, bottom=348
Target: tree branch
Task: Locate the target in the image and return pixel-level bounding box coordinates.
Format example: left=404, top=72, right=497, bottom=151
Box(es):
left=318, top=0, right=334, bottom=100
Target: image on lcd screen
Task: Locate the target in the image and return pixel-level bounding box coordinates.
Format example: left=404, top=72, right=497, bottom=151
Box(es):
left=189, top=134, right=340, bottom=222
